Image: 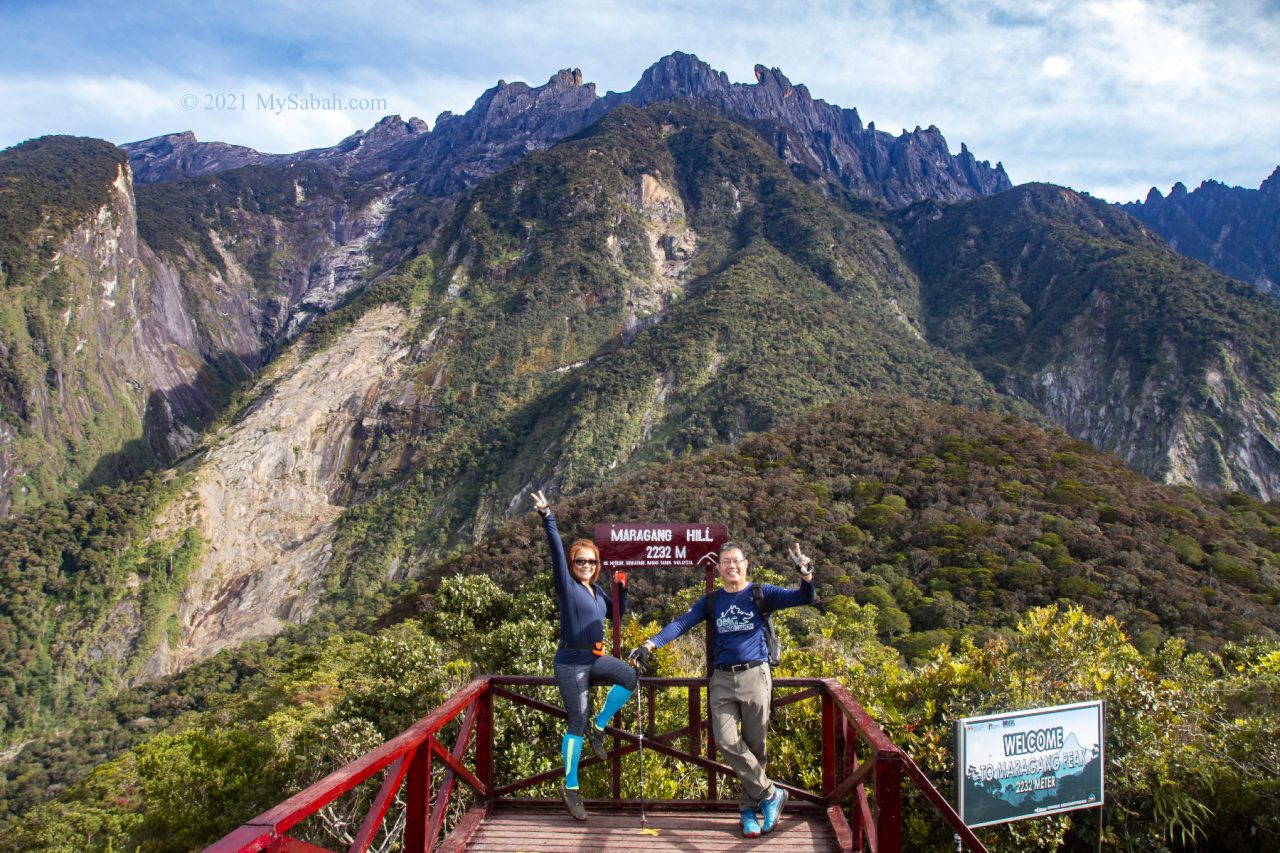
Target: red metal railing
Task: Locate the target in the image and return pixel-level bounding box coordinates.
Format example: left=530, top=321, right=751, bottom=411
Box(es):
left=205, top=676, right=986, bottom=852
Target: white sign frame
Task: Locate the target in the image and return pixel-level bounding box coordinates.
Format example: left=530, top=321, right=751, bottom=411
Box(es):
left=955, top=700, right=1105, bottom=828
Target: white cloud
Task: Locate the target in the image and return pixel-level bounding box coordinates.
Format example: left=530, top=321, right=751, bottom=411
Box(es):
left=1042, top=55, right=1073, bottom=79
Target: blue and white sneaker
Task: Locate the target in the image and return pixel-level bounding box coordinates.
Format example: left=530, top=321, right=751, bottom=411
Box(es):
left=761, top=787, right=789, bottom=833
left=740, top=808, right=762, bottom=838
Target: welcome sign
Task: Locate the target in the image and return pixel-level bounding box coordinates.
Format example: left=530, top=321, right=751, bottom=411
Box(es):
left=955, top=700, right=1104, bottom=828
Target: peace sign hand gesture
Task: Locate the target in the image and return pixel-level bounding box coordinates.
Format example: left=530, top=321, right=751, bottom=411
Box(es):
left=531, top=490, right=551, bottom=518
left=789, top=542, right=813, bottom=576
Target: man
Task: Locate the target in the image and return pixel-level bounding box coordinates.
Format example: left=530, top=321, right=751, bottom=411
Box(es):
left=629, top=541, right=815, bottom=838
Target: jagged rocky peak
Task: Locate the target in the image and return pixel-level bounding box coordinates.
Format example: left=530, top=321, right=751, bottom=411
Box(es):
left=121, top=130, right=270, bottom=183
left=629, top=51, right=731, bottom=99
left=1121, top=165, right=1280, bottom=294
left=329, top=114, right=428, bottom=154
left=549, top=67, right=586, bottom=88
left=616, top=54, right=1005, bottom=204
left=1261, top=165, right=1280, bottom=198
left=752, top=64, right=796, bottom=96
left=456, top=67, right=599, bottom=129
left=122, top=52, right=1010, bottom=208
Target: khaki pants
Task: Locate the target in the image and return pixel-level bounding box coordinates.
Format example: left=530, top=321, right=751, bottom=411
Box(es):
left=709, top=664, right=775, bottom=809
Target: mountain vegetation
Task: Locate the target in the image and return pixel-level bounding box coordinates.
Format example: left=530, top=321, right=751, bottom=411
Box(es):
left=901, top=184, right=1280, bottom=495
left=0, top=136, right=169, bottom=514
left=2, top=394, right=1276, bottom=851
left=317, top=103, right=1009, bottom=609
left=0, top=473, right=199, bottom=739
left=0, top=136, right=127, bottom=291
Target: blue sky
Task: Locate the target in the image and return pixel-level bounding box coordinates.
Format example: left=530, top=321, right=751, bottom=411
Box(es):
left=2, top=0, right=1276, bottom=203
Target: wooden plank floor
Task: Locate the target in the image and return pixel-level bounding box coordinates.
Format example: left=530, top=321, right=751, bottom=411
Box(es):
left=458, top=803, right=839, bottom=851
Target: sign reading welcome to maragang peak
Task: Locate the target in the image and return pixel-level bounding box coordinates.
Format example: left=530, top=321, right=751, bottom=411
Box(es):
left=595, top=524, right=728, bottom=571
left=955, top=700, right=1105, bottom=828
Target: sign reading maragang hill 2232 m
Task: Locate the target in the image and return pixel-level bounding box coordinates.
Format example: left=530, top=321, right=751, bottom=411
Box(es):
left=956, top=701, right=1104, bottom=828
left=594, top=524, right=728, bottom=571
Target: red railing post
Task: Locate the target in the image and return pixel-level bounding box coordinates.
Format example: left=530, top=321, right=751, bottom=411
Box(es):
left=821, top=692, right=837, bottom=797
left=476, top=687, right=493, bottom=797
left=874, top=751, right=904, bottom=853
left=402, top=743, right=432, bottom=853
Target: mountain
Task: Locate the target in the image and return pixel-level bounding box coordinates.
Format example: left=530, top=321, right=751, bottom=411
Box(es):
left=0, top=136, right=403, bottom=514
left=122, top=53, right=1010, bottom=208
left=1120, top=168, right=1280, bottom=295
left=613, top=53, right=1010, bottom=205
left=4, top=68, right=1280, bottom=844
left=3, top=49, right=1280, bottom=747
left=901, top=183, right=1280, bottom=497
left=5, top=391, right=1278, bottom=836
left=122, top=116, right=431, bottom=184
left=0, top=136, right=253, bottom=514
left=154, top=103, right=1011, bottom=676
left=5, top=93, right=1278, bottom=721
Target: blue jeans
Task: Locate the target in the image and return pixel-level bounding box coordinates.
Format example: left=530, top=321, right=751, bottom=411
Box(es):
left=553, top=655, right=637, bottom=735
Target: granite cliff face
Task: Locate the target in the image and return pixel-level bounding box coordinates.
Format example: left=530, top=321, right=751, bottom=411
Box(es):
left=0, top=138, right=258, bottom=513
left=143, top=303, right=415, bottom=675
left=905, top=183, right=1280, bottom=499
left=123, top=53, right=1009, bottom=209
left=0, top=138, right=401, bottom=514
left=1121, top=167, right=1280, bottom=295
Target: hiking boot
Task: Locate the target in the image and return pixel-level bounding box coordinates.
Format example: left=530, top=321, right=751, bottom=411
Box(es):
left=586, top=724, right=608, bottom=762
left=761, top=787, right=789, bottom=833
left=560, top=784, right=588, bottom=821
left=740, top=808, right=762, bottom=838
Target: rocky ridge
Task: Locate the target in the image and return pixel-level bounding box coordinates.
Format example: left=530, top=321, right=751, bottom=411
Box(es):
left=123, top=53, right=1010, bottom=209
left=1121, top=167, right=1280, bottom=295
left=903, top=183, right=1280, bottom=499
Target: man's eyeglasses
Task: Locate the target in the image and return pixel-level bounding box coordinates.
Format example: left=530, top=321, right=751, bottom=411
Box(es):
left=719, top=557, right=745, bottom=566
left=573, top=558, right=598, bottom=566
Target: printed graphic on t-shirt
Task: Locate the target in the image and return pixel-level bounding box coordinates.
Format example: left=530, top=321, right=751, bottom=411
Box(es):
left=716, top=602, right=756, bottom=633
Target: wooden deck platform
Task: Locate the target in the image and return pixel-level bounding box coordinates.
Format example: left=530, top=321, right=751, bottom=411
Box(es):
left=445, top=801, right=841, bottom=852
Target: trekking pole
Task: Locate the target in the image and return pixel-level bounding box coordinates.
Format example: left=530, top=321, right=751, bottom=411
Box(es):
left=638, top=686, right=647, bottom=829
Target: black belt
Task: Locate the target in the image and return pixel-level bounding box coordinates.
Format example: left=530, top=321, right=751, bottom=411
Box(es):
left=716, top=659, right=766, bottom=673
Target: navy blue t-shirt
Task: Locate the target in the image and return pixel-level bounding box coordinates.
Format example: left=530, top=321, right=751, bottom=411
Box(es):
left=545, top=513, right=626, bottom=665
left=649, top=580, right=814, bottom=667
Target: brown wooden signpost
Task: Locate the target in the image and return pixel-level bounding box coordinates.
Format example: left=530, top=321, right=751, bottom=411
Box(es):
left=594, top=523, right=729, bottom=662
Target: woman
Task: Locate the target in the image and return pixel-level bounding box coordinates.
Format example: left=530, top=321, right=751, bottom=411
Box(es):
left=531, top=489, right=637, bottom=822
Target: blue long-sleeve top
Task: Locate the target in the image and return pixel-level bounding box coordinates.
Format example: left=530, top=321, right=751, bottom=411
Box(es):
left=545, top=513, right=627, bottom=665
left=648, top=579, right=815, bottom=667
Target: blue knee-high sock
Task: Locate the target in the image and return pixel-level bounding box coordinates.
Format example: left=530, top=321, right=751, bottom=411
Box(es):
left=562, top=733, right=583, bottom=788
left=592, top=685, right=634, bottom=730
